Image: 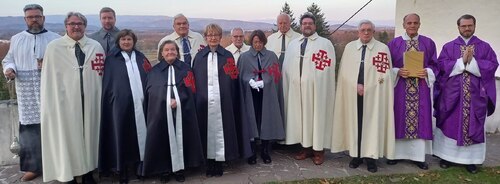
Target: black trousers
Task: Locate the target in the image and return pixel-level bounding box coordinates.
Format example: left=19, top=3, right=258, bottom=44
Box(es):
left=19, top=123, right=42, bottom=173
left=357, top=95, right=363, bottom=158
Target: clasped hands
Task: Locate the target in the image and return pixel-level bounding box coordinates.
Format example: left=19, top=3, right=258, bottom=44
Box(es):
left=249, top=79, right=264, bottom=92
left=398, top=68, right=427, bottom=78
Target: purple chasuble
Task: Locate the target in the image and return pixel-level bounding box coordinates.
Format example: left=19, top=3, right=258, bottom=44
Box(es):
left=435, top=36, right=498, bottom=146
left=388, top=35, right=438, bottom=140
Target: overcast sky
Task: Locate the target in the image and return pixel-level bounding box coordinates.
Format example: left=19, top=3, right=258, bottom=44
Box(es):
left=2, top=0, right=396, bottom=22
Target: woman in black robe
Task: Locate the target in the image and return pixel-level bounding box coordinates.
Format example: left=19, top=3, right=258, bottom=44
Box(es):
left=99, top=29, right=151, bottom=184
left=192, top=23, right=251, bottom=177
left=142, top=40, right=204, bottom=183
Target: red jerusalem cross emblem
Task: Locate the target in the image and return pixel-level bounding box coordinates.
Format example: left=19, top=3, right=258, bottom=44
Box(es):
left=311, top=50, right=331, bottom=70
left=223, top=57, right=239, bottom=79
left=92, top=53, right=105, bottom=76
left=372, top=52, right=390, bottom=73
left=183, top=71, right=196, bottom=93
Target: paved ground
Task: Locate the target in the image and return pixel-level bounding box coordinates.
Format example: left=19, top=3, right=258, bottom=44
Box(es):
left=1, top=133, right=499, bottom=184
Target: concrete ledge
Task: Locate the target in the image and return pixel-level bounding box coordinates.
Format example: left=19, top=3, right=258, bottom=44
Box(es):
left=0, top=100, right=19, bottom=166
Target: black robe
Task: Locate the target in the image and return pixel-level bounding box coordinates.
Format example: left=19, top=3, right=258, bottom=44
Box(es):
left=99, top=48, right=151, bottom=173
left=192, top=45, right=251, bottom=161
left=142, top=59, right=204, bottom=176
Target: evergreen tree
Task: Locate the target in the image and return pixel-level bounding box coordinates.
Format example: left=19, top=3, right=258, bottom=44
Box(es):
left=305, top=3, right=331, bottom=39
left=280, top=2, right=300, bottom=32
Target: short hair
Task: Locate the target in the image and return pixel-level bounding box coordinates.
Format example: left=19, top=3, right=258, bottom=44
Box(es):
left=23, top=4, right=43, bottom=13
left=99, top=7, right=116, bottom=18
left=173, top=13, right=189, bottom=25
left=64, top=12, right=87, bottom=26
left=204, top=23, right=222, bottom=37
left=158, top=40, right=180, bottom=61
left=277, top=13, right=291, bottom=21
left=358, top=19, right=375, bottom=30
left=300, top=12, right=316, bottom=25
left=249, top=30, right=267, bottom=46
left=115, top=29, right=137, bottom=50
left=457, top=14, right=476, bottom=26
left=403, top=13, right=420, bottom=22
left=230, top=27, right=244, bottom=35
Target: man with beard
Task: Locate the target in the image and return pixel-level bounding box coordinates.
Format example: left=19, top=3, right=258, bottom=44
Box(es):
left=225, top=27, right=250, bottom=62
left=89, top=7, right=120, bottom=55
left=2, top=4, right=60, bottom=181
left=282, top=12, right=336, bottom=165
left=41, top=12, right=105, bottom=183
left=433, top=14, right=498, bottom=174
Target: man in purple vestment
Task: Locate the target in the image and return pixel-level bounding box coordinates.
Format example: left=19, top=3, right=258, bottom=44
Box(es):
left=387, top=13, right=437, bottom=170
left=434, top=14, right=498, bottom=174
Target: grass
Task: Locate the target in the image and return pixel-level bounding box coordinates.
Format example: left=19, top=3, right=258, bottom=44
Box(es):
left=269, top=166, right=500, bottom=184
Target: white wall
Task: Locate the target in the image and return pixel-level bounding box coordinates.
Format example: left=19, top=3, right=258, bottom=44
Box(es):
left=395, top=0, right=500, bottom=77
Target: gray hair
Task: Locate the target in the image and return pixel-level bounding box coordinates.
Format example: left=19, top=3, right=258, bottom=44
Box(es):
left=358, top=19, right=375, bottom=30
left=277, top=13, right=291, bottom=21
left=23, top=4, right=43, bottom=13
left=173, top=13, right=188, bottom=25
left=230, top=27, right=244, bottom=35
left=403, top=13, right=420, bottom=22
left=64, top=12, right=87, bottom=26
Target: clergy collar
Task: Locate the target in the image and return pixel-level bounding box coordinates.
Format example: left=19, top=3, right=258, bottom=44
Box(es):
left=299, top=32, right=319, bottom=42
left=249, top=47, right=267, bottom=57
left=460, top=35, right=472, bottom=45
left=403, top=32, right=419, bottom=41
left=64, top=34, right=89, bottom=47
left=356, top=38, right=375, bottom=50
left=26, top=28, right=48, bottom=35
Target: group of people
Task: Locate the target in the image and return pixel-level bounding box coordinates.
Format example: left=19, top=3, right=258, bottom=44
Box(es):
left=2, top=3, right=498, bottom=184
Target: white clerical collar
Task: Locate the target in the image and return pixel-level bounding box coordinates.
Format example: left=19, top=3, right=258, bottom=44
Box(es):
left=460, top=36, right=471, bottom=45
left=403, top=33, right=419, bottom=41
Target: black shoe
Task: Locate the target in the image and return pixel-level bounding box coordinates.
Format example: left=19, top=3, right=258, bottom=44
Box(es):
left=206, top=159, right=215, bottom=177
left=160, top=173, right=170, bottom=183
left=366, top=158, right=378, bottom=173
left=413, top=161, right=429, bottom=170
left=247, top=154, right=257, bottom=165
left=349, top=158, right=363, bottom=168
left=174, top=171, right=185, bottom=182
left=261, top=153, right=272, bottom=164
left=386, top=159, right=398, bottom=165
left=439, top=159, right=451, bottom=169
left=213, top=162, right=224, bottom=177
left=466, top=165, right=478, bottom=174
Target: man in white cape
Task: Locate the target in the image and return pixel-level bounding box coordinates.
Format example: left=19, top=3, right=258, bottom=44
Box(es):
left=331, top=20, right=395, bottom=173
left=266, top=13, right=301, bottom=64
left=40, top=12, right=104, bottom=183
left=282, top=12, right=336, bottom=165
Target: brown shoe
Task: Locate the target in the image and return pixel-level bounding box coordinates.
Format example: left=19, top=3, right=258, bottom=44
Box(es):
left=21, top=171, right=39, bottom=182
left=312, top=150, right=325, bottom=165
left=294, top=148, right=313, bottom=160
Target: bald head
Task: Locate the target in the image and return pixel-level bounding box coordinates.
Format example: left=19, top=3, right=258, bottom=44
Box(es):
left=403, top=13, right=421, bottom=38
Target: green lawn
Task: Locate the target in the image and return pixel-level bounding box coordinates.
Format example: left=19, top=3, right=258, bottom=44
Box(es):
left=270, top=166, right=500, bottom=184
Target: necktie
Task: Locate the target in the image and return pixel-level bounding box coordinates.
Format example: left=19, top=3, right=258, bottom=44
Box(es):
left=357, top=45, right=367, bottom=85
left=257, top=52, right=263, bottom=80
left=75, top=42, right=85, bottom=66
left=105, top=32, right=111, bottom=53
left=182, top=37, right=192, bottom=66
left=299, top=38, right=308, bottom=76
left=278, top=34, right=286, bottom=64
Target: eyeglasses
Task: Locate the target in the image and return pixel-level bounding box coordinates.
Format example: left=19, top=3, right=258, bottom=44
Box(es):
left=25, top=15, right=43, bottom=20
left=459, top=25, right=474, bottom=29
left=66, top=22, right=85, bottom=27
left=206, top=34, right=220, bottom=38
